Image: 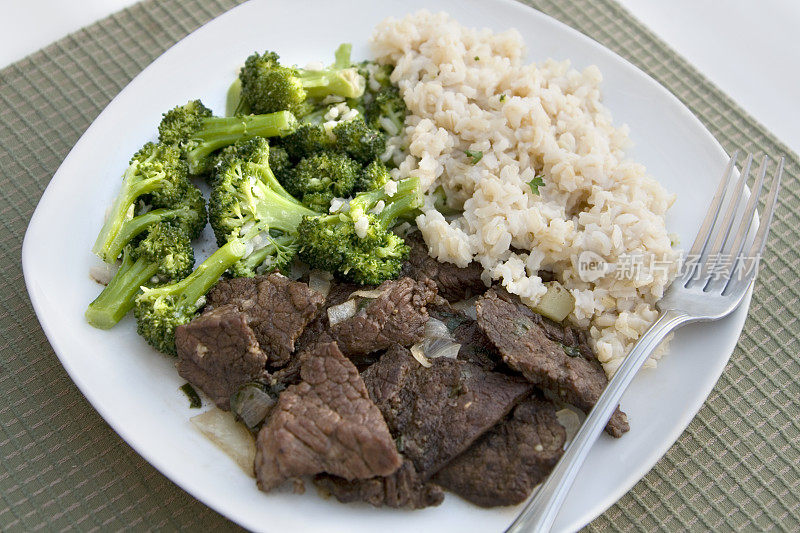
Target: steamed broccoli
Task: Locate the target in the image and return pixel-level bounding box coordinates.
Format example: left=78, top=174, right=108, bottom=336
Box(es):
left=208, top=137, right=295, bottom=201
left=356, top=160, right=392, bottom=193
left=358, top=61, right=407, bottom=137
left=280, top=122, right=335, bottom=162
left=280, top=111, right=385, bottom=165
left=86, top=223, right=194, bottom=329
left=92, top=142, right=206, bottom=263
left=365, top=85, right=407, bottom=137
left=297, top=176, right=422, bottom=284
left=268, top=144, right=292, bottom=185
left=159, top=100, right=297, bottom=174
left=208, top=138, right=319, bottom=273
left=332, top=116, right=386, bottom=164
left=237, top=44, right=365, bottom=117
left=284, top=152, right=360, bottom=212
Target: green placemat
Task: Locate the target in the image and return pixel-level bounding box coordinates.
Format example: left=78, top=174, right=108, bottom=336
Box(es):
left=1, top=0, right=797, bottom=530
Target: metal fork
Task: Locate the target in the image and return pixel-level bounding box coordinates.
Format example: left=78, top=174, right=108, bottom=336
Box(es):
left=507, top=152, right=784, bottom=533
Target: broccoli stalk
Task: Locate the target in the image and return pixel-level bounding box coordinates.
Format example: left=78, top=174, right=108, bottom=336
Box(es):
left=297, top=176, right=422, bottom=284
left=134, top=238, right=247, bottom=355
left=86, top=223, right=194, bottom=329
left=92, top=143, right=201, bottom=263
left=159, top=100, right=298, bottom=174
left=98, top=191, right=205, bottom=265
left=238, top=44, right=365, bottom=117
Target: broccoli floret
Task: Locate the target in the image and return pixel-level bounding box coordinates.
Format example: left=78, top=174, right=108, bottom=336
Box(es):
left=92, top=142, right=205, bottom=263
left=332, top=116, right=386, bottom=164
left=280, top=122, right=334, bottom=162
left=365, top=85, right=407, bottom=137
left=208, top=139, right=319, bottom=273
left=208, top=137, right=295, bottom=201
left=228, top=234, right=298, bottom=279
left=285, top=152, right=360, bottom=212
left=238, top=44, right=365, bottom=117
left=356, top=160, right=391, bottom=193
left=268, top=145, right=292, bottom=185
left=86, top=223, right=194, bottom=329
left=297, top=176, right=422, bottom=285
left=134, top=238, right=247, bottom=355
left=159, top=100, right=297, bottom=174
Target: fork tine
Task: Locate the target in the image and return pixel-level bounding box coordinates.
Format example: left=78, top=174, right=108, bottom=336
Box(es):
left=679, top=151, right=739, bottom=283
left=695, top=154, right=752, bottom=285
left=722, top=156, right=768, bottom=264
left=747, top=157, right=783, bottom=260
left=723, top=157, right=783, bottom=297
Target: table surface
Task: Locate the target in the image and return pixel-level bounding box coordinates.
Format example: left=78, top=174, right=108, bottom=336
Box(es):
left=2, top=0, right=798, bottom=156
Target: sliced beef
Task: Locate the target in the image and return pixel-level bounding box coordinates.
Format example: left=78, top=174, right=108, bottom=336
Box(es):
left=175, top=304, right=268, bottom=410
left=429, top=305, right=499, bottom=370
left=254, top=342, right=402, bottom=492
left=362, top=345, right=532, bottom=478
left=314, top=460, right=444, bottom=509
left=475, top=290, right=629, bottom=437
left=206, top=273, right=325, bottom=367
left=401, top=231, right=486, bottom=302
left=330, top=277, right=437, bottom=361
left=292, top=281, right=363, bottom=355
left=434, top=397, right=566, bottom=507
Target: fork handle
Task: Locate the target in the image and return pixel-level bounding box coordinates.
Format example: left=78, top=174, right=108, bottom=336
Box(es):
left=506, top=308, right=691, bottom=533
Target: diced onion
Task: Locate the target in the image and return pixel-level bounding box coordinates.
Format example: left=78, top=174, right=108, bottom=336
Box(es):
left=308, top=270, right=332, bottom=297
left=190, top=408, right=256, bottom=477
left=89, top=261, right=119, bottom=286
left=231, top=384, right=276, bottom=430
left=287, top=260, right=309, bottom=281
left=409, top=344, right=432, bottom=368
left=425, top=337, right=461, bottom=360
left=351, top=288, right=386, bottom=299
left=532, top=281, right=575, bottom=322
left=327, top=299, right=358, bottom=326
left=424, top=317, right=452, bottom=340
left=410, top=317, right=462, bottom=368
left=555, top=408, right=582, bottom=446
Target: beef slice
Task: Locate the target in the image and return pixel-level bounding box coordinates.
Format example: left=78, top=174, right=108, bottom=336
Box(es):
left=475, top=290, right=629, bottom=437
left=206, top=273, right=325, bottom=367
left=254, top=342, right=402, bottom=492
left=314, top=460, right=444, bottom=509
left=434, top=397, right=566, bottom=507
left=362, top=345, right=532, bottom=478
left=175, top=304, right=268, bottom=410
left=330, top=277, right=437, bottom=360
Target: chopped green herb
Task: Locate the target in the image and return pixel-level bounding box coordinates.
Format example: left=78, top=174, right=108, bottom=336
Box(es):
left=464, top=149, right=483, bottom=164
left=180, top=383, right=202, bottom=408
left=562, top=344, right=582, bottom=358
left=529, top=174, right=545, bottom=195
left=499, top=94, right=506, bottom=102
left=474, top=56, right=480, bottom=61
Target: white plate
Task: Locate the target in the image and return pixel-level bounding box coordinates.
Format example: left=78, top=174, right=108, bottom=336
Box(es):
left=22, top=0, right=749, bottom=531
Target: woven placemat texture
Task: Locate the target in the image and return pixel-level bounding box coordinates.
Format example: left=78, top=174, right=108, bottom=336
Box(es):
left=0, top=0, right=797, bottom=530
